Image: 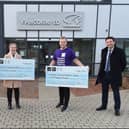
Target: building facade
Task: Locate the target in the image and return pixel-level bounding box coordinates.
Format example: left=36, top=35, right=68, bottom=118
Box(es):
left=0, top=0, right=129, bottom=77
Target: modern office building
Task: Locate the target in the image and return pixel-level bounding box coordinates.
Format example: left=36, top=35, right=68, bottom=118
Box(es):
left=0, top=0, right=129, bottom=77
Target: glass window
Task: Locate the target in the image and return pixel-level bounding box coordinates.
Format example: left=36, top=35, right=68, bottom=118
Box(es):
left=73, top=38, right=95, bottom=76
left=116, top=39, right=129, bottom=74
left=125, top=42, right=129, bottom=57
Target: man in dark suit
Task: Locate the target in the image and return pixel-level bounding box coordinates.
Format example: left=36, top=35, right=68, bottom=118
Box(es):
left=95, top=36, right=126, bottom=116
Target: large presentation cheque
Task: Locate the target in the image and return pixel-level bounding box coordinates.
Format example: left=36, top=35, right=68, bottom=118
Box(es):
left=0, top=58, right=35, bottom=80
left=45, top=66, right=89, bottom=88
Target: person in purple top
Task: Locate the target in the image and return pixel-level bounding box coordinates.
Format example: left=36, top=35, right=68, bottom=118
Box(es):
left=50, top=36, right=84, bottom=112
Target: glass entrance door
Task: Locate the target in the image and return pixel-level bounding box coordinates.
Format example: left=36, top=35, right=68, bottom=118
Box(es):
left=27, top=42, right=39, bottom=76
left=73, top=39, right=95, bottom=76
left=25, top=41, right=58, bottom=77
left=6, top=40, right=58, bottom=77
left=38, top=42, right=58, bottom=76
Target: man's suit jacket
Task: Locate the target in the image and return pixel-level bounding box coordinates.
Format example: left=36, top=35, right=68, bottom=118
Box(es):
left=96, top=46, right=126, bottom=87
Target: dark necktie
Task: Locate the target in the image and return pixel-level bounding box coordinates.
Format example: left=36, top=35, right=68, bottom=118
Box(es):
left=105, top=49, right=111, bottom=72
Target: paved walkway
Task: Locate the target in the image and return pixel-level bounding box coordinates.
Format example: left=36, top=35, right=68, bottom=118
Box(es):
left=0, top=80, right=129, bottom=128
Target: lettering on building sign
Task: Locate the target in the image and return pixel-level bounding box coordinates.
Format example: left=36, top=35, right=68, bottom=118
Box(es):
left=21, top=19, right=60, bottom=26
left=17, top=12, right=83, bottom=30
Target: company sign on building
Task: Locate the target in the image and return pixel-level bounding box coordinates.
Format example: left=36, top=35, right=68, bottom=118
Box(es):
left=17, top=12, right=83, bottom=31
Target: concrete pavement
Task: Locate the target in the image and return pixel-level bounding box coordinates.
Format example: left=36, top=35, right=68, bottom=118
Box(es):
left=0, top=79, right=129, bottom=128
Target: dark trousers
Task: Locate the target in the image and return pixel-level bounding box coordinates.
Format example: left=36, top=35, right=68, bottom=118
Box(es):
left=7, top=88, right=20, bottom=106
left=102, top=72, right=121, bottom=111
left=59, top=87, right=70, bottom=107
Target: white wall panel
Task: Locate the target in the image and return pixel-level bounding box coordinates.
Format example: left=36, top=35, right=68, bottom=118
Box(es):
left=74, top=5, right=97, bottom=38
left=40, top=4, right=61, bottom=12
left=63, top=5, right=74, bottom=12
left=27, top=4, right=38, bottom=12
left=39, top=5, right=61, bottom=38
left=97, top=5, right=110, bottom=38
left=95, top=39, right=106, bottom=63
left=110, top=5, right=129, bottom=38
left=112, top=0, right=129, bottom=4
left=94, top=39, right=106, bottom=75
left=4, top=4, right=26, bottom=37
left=27, top=5, right=38, bottom=38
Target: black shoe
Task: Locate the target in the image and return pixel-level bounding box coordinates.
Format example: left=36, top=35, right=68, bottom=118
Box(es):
left=8, top=104, right=12, bottom=110
left=16, top=104, right=21, bottom=109
left=115, top=110, right=120, bottom=116
left=56, top=103, right=63, bottom=108
left=61, top=106, right=67, bottom=112
left=96, top=106, right=106, bottom=111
